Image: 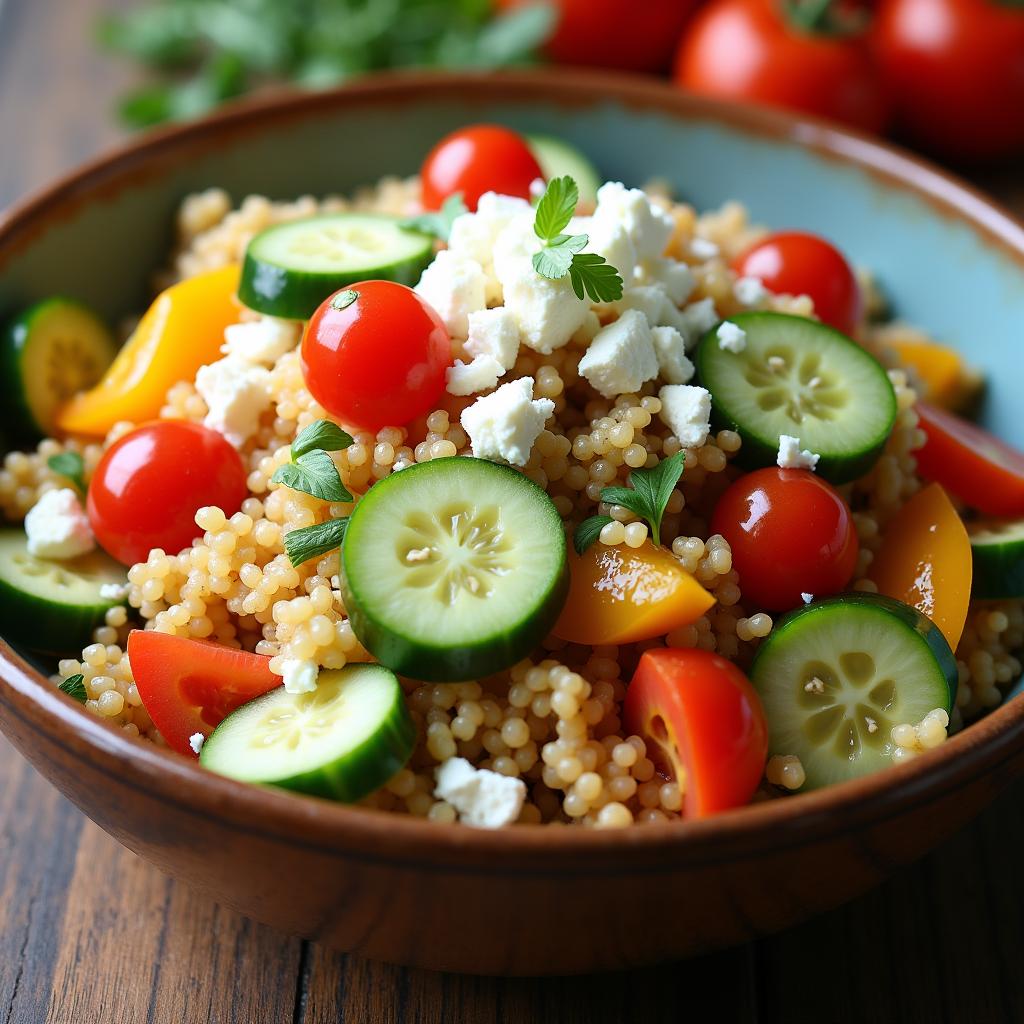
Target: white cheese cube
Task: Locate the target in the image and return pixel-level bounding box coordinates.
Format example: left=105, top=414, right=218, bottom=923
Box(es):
left=447, top=192, right=532, bottom=304
left=636, top=257, right=695, bottom=306
left=195, top=356, right=272, bottom=448
left=578, top=309, right=658, bottom=399
left=434, top=757, right=526, bottom=828
left=717, top=320, right=747, bottom=353
left=734, top=275, right=770, bottom=306
left=280, top=657, right=318, bottom=694
left=651, top=325, right=695, bottom=385
left=675, top=297, right=721, bottom=349
left=24, top=488, right=95, bottom=560
left=189, top=732, right=205, bottom=755
left=777, top=435, right=820, bottom=471
left=222, top=316, right=300, bottom=365
left=592, top=181, right=674, bottom=260
left=502, top=269, right=588, bottom=355
left=415, top=249, right=487, bottom=338
left=612, top=285, right=673, bottom=327
left=460, top=376, right=555, bottom=466
left=658, top=385, right=712, bottom=449
left=585, top=215, right=638, bottom=285
left=464, top=307, right=520, bottom=371
left=446, top=354, right=505, bottom=396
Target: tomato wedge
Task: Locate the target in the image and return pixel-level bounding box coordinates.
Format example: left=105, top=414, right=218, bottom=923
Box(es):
left=623, top=648, right=768, bottom=818
left=870, top=483, right=971, bottom=652
left=915, top=403, right=1024, bottom=517
left=128, top=630, right=280, bottom=757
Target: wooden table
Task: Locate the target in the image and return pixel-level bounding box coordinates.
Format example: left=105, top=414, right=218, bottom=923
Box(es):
left=2, top=1, right=1023, bottom=1020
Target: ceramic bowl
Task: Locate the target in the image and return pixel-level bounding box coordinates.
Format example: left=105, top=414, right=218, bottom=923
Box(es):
left=2, top=71, right=1023, bottom=976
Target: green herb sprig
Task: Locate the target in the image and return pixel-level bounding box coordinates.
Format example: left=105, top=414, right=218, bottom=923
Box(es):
left=59, top=673, right=88, bottom=704
left=272, top=419, right=353, bottom=503
left=401, top=193, right=468, bottom=243
left=47, top=452, right=87, bottom=494
left=532, top=177, right=623, bottom=303
left=573, top=451, right=685, bottom=555
left=284, top=516, right=349, bottom=567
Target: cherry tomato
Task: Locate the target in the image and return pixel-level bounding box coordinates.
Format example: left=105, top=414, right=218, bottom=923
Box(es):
left=673, top=0, right=889, bottom=134
left=732, top=231, right=863, bottom=335
left=88, top=420, right=247, bottom=566
left=128, top=631, right=280, bottom=757
left=711, top=467, right=859, bottom=612
left=873, top=0, right=1024, bottom=161
left=301, top=282, right=451, bottom=432
left=623, top=648, right=769, bottom=818
left=915, top=402, right=1024, bottom=517
left=420, top=124, right=543, bottom=211
left=870, top=483, right=971, bottom=651
left=496, top=0, right=698, bottom=73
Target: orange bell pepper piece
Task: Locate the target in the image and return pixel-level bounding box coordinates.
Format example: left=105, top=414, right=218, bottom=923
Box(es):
left=56, top=264, right=241, bottom=437
left=870, top=483, right=972, bottom=651
left=554, top=541, right=716, bottom=646
left=887, top=336, right=981, bottom=413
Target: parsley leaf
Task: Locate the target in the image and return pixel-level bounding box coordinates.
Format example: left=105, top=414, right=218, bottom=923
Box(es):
left=531, top=233, right=587, bottom=280
left=47, top=452, right=87, bottom=494
left=273, top=451, right=352, bottom=503
left=573, top=515, right=613, bottom=556
left=533, top=176, right=578, bottom=242
left=568, top=253, right=624, bottom=304
left=58, top=673, right=88, bottom=704
left=291, top=419, right=354, bottom=458
left=400, top=193, right=468, bottom=243
left=284, top=516, right=349, bottom=568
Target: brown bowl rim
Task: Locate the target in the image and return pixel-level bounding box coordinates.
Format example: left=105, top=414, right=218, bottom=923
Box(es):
left=2, top=68, right=1023, bottom=873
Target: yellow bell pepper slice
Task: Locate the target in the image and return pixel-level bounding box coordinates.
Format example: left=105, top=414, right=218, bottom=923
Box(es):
left=56, top=264, right=241, bottom=437
left=870, top=483, right=972, bottom=651
left=887, top=336, right=982, bottom=412
left=554, top=541, right=716, bottom=646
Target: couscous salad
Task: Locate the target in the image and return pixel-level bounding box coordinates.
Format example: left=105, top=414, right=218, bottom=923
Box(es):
left=2, top=124, right=1020, bottom=829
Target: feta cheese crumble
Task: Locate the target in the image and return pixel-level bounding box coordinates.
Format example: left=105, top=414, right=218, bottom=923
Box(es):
left=25, top=488, right=95, bottom=560
left=801, top=592, right=814, bottom=605
left=280, top=657, right=318, bottom=694
left=635, top=257, right=695, bottom=306
left=221, top=317, right=300, bottom=365
left=777, top=435, right=820, bottom=471
left=195, top=356, right=272, bottom=447
left=717, top=320, right=747, bottom=353
left=461, top=377, right=555, bottom=467
left=100, top=582, right=131, bottom=601
left=414, top=249, right=487, bottom=338
left=446, top=354, right=504, bottom=396
left=674, top=297, right=720, bottom=349
left=501, top=265, right=588, bottom=355
left=578, top=309, right=658, bottom=399
left=189, top=732, right=205, bottom=755
left=447, top=192, right=532, bottom=303
left=734, top=275, right=769, bottom=306
left=658, top=385, right=712, bottom=449
left=464, top=307, right=520, bottom=371
left=651, top=325, right=695, bottom=385
left=689, top=237, right=720, bottom=260
left=434, top=757, right=526, bottom=828
left=592, top=181, right=674, bottom=261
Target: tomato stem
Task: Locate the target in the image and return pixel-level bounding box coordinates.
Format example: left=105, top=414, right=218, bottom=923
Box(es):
left=781, top=0, right=869, bottom=35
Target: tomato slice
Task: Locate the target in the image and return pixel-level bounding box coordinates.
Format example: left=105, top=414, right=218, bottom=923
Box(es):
left=915, top=402, right=1024, bottom=517
left=623, top=649, right=768, bottom=818
left=128, top=630, right=280, bottom=757
left=870, top=483, right=971, bottom=651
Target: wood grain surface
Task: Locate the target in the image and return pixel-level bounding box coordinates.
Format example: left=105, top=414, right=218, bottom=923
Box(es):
left=1, top=0, right=1023, bottom=1020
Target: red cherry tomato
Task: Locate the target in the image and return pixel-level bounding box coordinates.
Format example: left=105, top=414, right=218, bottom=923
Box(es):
left=673, top=0, right=889, bottom=134
left=496, top=0, right=698, bottom=73
left=732, top=231, right=863, bottom=335
left=301, top=282, right=451, bottom=432
left=711, top=467, right=859, bottom=612
left=873, top=0, right=1024, bottom=161
left=88, top=420, right=247, bottom=566
left=128, top=631, right=280, bottom=756
left=623, top=648, right=768, bottom=818
left=915, top=402, right=1024, bottom=517
left=420, top=124, right=543, bottom=211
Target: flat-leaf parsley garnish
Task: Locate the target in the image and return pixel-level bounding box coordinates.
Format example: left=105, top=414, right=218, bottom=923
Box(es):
left=58, top=673, right=88, bottom=704
left=272, top=418, right=353, bottom=502
left=532, top=176, right=624, bottom=303
left=573, top=451, right=685, bottom=554
left=47, top=451, right=87, bottom=494
left=400, top=192, right=468, bottom=243
left=284, top=516, right=349, bottom=568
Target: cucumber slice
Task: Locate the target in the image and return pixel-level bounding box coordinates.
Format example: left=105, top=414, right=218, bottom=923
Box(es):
left=342, top=457, right=569, bottom=682
left=238, top=214, right=435, bottom=320
left=750, top=593, right=957, bottom=789
left=0, top=530, right=126, bottom=654
left=199, top=664, right=414, bottom=802
left=1, top=298, right=117, bottom=442
left=526, top=135, right=601, bottom=208
left=695, top=312, right=897, bottom=484
left=969, top=519, right=1024, bottom=599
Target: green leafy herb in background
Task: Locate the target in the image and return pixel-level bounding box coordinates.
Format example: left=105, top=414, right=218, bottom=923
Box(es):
left=573, top=451, right=685, bottom=554
left=47, top=451, right=87, bottom=494
left=532, top=176, right=624, bottom=303
left=401, top=192, right=469, bottom=242
left=98, top=0, right=557, bottom=129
